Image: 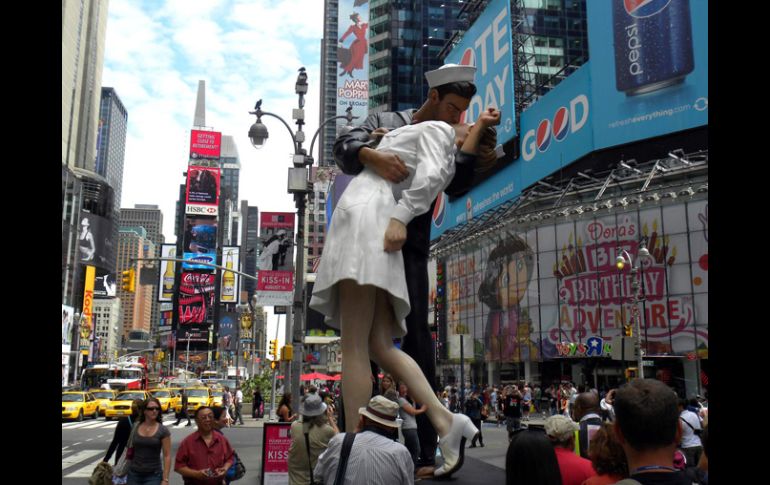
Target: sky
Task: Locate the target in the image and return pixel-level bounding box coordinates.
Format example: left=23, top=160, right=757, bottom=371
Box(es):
left=102, top=0, right=327, bottom=346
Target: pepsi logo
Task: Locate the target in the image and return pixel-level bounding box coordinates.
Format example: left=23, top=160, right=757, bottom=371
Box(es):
left=433, top=192, right=446, bottom=228
left=536, top=119, right=551, bottom=153
left=552, top=107, right=570, bottom=142
left=521, top=94, right=589, bottom=162
left=624, top=0, right=671, bottom=18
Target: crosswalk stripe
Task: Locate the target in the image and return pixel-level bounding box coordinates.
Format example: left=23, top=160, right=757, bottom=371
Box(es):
left=62, top=420, right=115, bottom=430
left=63, top=456, right=104, bottom=478
left=61, top=450, right=103, bottom=470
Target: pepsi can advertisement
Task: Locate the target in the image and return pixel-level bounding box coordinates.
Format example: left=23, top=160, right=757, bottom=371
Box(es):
left=613, top=0, right=694, bottom=95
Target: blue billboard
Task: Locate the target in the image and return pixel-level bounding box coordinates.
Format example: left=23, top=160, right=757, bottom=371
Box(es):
left=444, top=0, right=516, bottom=145
left=586, top=0, right=708, bottom=150
left=431, top=65, right=595, bottom=239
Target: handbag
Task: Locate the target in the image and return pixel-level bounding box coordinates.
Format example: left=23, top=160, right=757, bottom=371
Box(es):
left=113, top=422, right=139, bottom=478
left=225, top=450, right=246, bottom=481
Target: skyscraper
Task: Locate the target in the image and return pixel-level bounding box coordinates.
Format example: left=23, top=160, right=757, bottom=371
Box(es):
left=62, top=0, right=110, bottom=172
left=96, top=87, right=128, bottom=209
left=220, top=136, right=241, bottom=246
left=116, top=227, right=155, bottom=339
left=368, top=0, right=469, bottom=113
left=239, top=202, right=260, bottom=301
left=120, top=205, right=164, bottom=337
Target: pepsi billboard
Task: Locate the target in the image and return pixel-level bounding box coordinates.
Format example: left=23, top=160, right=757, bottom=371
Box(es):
left=587, top=0, right=708, bottom=150
left=444, top=0, right=516, bottom=146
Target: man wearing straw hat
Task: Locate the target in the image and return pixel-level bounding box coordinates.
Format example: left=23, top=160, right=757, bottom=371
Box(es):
left=314, top=395, right=413, bottom=484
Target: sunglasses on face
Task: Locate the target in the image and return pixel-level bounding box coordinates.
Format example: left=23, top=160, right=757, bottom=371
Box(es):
left=145, top=407, right=160, bottom=411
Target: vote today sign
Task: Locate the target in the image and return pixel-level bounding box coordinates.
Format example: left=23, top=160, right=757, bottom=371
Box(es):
left=261, top=423, right=292, bottom=485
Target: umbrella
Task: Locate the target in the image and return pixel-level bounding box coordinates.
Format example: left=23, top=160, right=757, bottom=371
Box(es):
left=328, top=374, right=341, bottom=381
left=300, top=372, right=335, bottom=381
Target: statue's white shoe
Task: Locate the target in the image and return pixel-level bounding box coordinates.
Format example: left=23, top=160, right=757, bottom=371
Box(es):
left=434, top=413, right=479, bottom=478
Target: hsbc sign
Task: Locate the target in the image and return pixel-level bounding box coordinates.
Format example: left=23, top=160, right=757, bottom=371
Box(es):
left=186, top=204, right=219, bottom=216
left=522, top=94, right=589, bottom=162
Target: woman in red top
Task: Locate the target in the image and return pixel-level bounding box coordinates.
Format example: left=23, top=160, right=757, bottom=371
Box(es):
left=338, top=12, right=368, bottom=78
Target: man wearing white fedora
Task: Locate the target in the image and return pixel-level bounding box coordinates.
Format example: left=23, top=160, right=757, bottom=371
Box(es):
left=314, top=395, right=414, bottom=484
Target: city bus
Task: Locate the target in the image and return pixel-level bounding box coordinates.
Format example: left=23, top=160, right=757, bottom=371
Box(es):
left=80, top=360, right=149, bottom=391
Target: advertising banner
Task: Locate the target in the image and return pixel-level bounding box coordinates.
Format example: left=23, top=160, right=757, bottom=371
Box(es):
left=183, top=216, right=218, bottom=270
left=80, top=266, right=96, bottom=354
left=441, top=199, right=708, bottom=363
left=176, top=328, right=210, bottom=345
left=189, top=129, right=222, bottom=161
left=445, top=0, right=516, bottom=146
left=256, top=271, right=294, bottom=306
left=337, top=0, right=369, bottom=129
left=256, top=213, right=295, bottom=306
left=78, top=211, right=115, bottom=269
left=178, top=272, right=216, bottom=325
left=62, top=304, right=74, bottom=348
left=158, top=244, right=177, bottom=302
left=220, top=247, right=240, bottom=303
left=586, top=0, right=708, bottom=150
left=94, top=268, right=117, bottom=298
left=158, top=301, right=173, bottom=336
left=186, top=166, right=221, bottom=216
left=261, top=423, right=292, bottom=485
left=218, top=312, right=239, bottom=351
left=431, top=66, right=593, bottom=239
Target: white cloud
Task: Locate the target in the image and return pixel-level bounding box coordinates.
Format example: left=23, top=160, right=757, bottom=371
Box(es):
left=103, top=0, right=325, bottom=247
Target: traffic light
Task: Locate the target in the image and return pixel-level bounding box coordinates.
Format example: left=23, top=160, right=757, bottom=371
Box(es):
left=281, top=344, right=293, bottom=361
left=623, top=325, right=633, bottom=337
left=270, top=360, right=278, bottom=370
left=625, top=367, right=638, bottom=380
left=121, top=268, right=136, bottom=292
left=269, top=339, right=278, bottom=359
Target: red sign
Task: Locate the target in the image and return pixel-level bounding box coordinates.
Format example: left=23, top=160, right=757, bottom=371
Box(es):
left=257, top=271, right=294, bottom=291
left=189, top=130, right=221, bottom=159
left=261, top=423, right=292, bottom=483
left=260, top=212, right=295, bottom=230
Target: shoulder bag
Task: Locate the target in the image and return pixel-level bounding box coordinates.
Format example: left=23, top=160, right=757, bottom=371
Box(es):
left=332, top=433, right=356, bottom=485
left=225, top=450, right=246, bottom=481
left=680, top=416, right=703, bottom=436
left=112, top=421, right=139, bottom=478
left=304, top=432, right=320, bottom=485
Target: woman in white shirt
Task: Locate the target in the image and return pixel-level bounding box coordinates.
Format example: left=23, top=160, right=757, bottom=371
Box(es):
left=311, top=108, right=499, bottom=477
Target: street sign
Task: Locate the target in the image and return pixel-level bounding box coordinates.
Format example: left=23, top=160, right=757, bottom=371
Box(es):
left=642, top=360, right=654, bottom=366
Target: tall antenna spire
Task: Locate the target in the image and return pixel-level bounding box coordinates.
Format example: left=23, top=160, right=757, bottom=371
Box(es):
left=193, top=80, right=206, bottom=127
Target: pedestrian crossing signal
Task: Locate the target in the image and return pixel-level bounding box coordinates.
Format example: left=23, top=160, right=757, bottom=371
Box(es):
left=623, top=325, right=633, bottom=337
left=625, top=367, right=638, bottom=380
left=270, top=360, right=278, bottom=370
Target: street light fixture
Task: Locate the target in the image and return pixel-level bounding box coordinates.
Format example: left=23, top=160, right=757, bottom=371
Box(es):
left=247, top=67, right=359, bottom=401
left=615, top=243, right=652, bottom=379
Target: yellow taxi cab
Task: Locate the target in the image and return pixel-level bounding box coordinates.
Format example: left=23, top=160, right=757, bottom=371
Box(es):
left=104, top=391, right=150, bottom=420
left=89, top=389, right=118, bottom=416
left=175, top=387, right=212, bottom=416
left=210, top=389, right=224, bottom=407
left=166, top=387, right=183, bottom=411
left=62, top=391, right=100, bottom=421
left=148, top=389, right=174, bottom=413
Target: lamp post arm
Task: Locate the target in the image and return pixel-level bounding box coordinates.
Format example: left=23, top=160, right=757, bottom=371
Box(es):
left=249, top=109, right=300, bottom=153
left=131, top=257, right=259, bottom=282
left=308, top=115, right=360, bottom=163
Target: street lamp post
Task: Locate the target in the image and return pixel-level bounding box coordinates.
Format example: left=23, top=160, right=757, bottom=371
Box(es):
left=616, top=243, right=652, bottom=379
left=248, top=67, right=357, bottom=401
left=185, top=331, right=191, bottom=373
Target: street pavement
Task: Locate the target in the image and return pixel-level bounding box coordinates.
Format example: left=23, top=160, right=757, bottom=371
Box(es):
left=62, top=412, right=550, bottom=484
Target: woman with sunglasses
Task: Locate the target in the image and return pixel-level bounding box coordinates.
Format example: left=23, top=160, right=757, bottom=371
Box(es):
left=127, top=397, right=172, bottom=485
